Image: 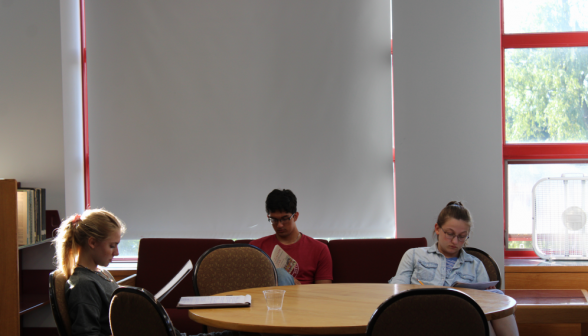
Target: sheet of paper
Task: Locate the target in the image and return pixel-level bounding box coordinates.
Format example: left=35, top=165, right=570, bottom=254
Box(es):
left=178, top=295, right=252, bottom=306
left=271, top=245, right=298, bottom=274
left=154, top=259, right=193, bottom=300
left=452, top=280, right=499, bottom=290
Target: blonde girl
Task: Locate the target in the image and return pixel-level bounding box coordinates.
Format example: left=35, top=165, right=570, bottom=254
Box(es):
left=53, top=209, right=125, bottom=336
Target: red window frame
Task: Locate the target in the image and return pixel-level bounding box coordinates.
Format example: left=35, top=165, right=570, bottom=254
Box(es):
left=500, top=0, right=588, bottom=258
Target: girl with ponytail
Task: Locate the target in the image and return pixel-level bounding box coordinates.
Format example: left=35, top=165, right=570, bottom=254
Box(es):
left=53, top=209, right=126, bottom=336
left=389, top=201, right=519, bottom=336
left=53, top=210, right=238, bottom=336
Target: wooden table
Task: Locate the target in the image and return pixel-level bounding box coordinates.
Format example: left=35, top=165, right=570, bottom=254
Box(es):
left=188, top=284, right=516, bottom=335
left=505, top=289, right=588, bottom=336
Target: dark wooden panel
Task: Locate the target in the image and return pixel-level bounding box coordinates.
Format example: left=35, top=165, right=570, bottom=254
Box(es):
left=0, top=180, right=19, bottom=335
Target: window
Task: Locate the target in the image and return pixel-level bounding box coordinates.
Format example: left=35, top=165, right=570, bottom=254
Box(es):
left=502, top=0, right=588, bottom=255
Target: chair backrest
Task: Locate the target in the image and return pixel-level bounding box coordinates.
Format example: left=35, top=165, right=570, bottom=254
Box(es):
left=464, top=247, right=502, bottom=290
left=109, top=287, right=176, bottom=336
left=49, top=270, right=72, bottom=336
left=367, top=288, right=489, bottom=336
left=193, top=244, right=277, bottom=296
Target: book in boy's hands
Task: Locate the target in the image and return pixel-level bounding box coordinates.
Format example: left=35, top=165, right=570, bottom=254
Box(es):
left=153, top=259, right=193, bottom=301
left=271, top=245, right=298, bottom=274
left=177, top=295, right=252, bottom=309
left=451, top=280, right=498, bottom=290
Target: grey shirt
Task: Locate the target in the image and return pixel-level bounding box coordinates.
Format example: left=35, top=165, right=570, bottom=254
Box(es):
left=65, top=267, right=118, bottom=336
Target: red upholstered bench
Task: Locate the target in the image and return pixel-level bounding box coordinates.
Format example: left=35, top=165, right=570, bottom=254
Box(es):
left=329, top=238, right=428, bottom=283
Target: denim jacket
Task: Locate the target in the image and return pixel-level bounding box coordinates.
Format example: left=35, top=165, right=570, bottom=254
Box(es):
left=389, top=244, right=489, bottom=286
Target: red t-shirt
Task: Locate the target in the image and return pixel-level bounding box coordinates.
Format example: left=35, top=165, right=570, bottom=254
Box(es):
left=250, top=233, right=333, bottom=284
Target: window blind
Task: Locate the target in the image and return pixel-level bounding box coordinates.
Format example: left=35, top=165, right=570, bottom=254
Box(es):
left=86, top=0, right=393, bottom=239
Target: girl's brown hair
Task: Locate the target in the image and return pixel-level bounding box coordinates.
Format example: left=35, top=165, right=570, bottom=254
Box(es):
left=434, top=201, right=473, bottom=242
left=53, top=209, right=126, bottom=279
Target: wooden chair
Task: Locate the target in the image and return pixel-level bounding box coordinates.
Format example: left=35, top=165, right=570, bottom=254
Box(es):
left=193, top=244, right=277, bottom=333
left=49, top=268, right=131, bottom=336
left=49, top=270, right=72, bottom=336
left=366, top=288, right=489, bottom=336
left=109, top=286, right=176, bottom=336
left=464, top=247, right=502, bottom=289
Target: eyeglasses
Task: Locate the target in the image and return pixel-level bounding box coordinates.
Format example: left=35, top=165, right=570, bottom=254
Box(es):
left=268, top=213, right=295, bottom=225
left=440, top=227, right=469, bottom=242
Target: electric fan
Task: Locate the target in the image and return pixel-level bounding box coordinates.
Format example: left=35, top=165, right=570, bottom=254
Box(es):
left=532, top=174, right=588, bottom=260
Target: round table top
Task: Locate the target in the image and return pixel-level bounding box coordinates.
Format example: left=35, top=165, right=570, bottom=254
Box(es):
left=188, top=283, right=517, bottom=335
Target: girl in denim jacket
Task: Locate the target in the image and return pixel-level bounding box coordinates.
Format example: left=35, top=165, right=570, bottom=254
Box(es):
left=390, top=201, right=519, bottom=336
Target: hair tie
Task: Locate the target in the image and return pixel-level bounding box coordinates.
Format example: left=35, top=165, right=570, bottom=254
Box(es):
left=72, top=214, right=82, bottom=228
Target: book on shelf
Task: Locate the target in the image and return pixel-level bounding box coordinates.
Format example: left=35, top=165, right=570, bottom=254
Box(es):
left=177, top=295, right=252, bottom=309
left=16, top=185, right=47, bottom=245
left=16, top=191, right=28, bottom=246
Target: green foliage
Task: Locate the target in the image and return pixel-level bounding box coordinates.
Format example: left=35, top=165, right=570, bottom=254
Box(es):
left=507, top=240, right=533, bottom=250
left=504, top=0, right=588, bottom=143
left=505, top=48, right=588, bottom=142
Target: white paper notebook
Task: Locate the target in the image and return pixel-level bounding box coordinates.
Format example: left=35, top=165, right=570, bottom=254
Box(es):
left=177, top=295, right=252, bottom=308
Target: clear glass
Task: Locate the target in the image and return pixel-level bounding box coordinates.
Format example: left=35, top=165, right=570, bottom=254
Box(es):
left=504, top=0, right=588, bottom=34
left=507, top=163, right=588, bottom=249
left=505, top=47, right=588, bottom=143
left=263, top=289, right=286, bottom=310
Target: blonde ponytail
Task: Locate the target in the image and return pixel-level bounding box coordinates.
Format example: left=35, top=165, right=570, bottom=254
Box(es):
left=53, top=209, right=126, bottom=279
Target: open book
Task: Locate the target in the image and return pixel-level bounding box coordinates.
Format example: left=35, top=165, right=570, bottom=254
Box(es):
left=271, top=245, right=298, bottom=274
left=153, top=260, right=193, bottom=301
left=451, top=280, right=498, bottom=290
left=177, top=295, right=252, bottom=309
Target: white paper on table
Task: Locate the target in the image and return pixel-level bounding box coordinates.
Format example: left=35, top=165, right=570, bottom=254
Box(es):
left=177, top=295, right=252, bottom=308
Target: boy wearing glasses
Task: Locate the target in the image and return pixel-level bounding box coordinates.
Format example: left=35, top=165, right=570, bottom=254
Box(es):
left=250, top=189, right=333, bottom=284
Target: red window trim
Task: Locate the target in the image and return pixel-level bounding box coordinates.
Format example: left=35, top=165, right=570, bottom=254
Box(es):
left=504, top=144, right=588, bottom=161
left=503, top=31, right=588, bottom=49
left=500, top=2, right=588, bottom=259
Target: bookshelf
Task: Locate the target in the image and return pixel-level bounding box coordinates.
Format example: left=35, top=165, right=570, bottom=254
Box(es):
left=0, top=179, right=53, bottom=336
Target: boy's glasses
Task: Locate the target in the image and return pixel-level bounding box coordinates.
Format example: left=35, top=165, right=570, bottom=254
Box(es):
left=440, top=227, right=469, bottom=242
left=268, top=213, right=295, bottom=225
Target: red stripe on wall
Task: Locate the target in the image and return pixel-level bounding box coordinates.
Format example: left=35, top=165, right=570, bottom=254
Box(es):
left=80, top=0, right=90, bottom=209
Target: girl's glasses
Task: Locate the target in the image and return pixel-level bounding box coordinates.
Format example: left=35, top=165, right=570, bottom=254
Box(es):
left=440, top=227, right=469, bottom=242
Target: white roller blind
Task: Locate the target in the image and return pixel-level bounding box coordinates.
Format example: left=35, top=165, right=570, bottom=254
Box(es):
left=86, top=0, right=393, bottom=239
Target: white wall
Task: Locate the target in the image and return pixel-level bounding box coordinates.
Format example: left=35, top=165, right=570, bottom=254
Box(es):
left=0, top=0, right=66, bottom=218
left=0, top=0, right=66, bottom=328
left=393, top=0, right=504, bottom=272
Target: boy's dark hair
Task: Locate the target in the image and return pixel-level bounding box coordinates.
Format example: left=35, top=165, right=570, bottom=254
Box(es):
left=265, top=189, right=297, bottom=214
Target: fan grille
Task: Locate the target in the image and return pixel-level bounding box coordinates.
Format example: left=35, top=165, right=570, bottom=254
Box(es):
left=533, top=178, right=588, bottom=260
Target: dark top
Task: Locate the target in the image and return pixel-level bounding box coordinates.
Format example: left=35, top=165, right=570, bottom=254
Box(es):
left=65, top=266, right=118, bottom=336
